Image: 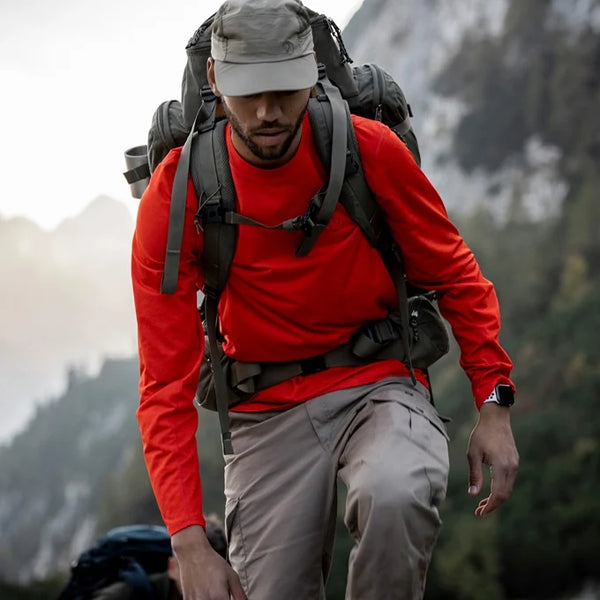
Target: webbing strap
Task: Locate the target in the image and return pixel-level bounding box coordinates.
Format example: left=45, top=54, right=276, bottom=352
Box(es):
left=197, top=119, right=236, bottom=295
left=385, top=245, right=416, bottom=385
left=296, top=76, right=348, bottom=256
left=204, top=292, right=233, bottom=456
left=123, top=163, right=150, bottom=184
left=221, top=210, right=311, bottom=233
left=342, top=114, right=383, bottom=249
left=197, top=121, right=234, bottom=455
left=160, top=106, right=206, bottom=294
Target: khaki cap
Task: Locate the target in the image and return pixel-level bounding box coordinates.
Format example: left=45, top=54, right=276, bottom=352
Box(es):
left=211, top=0, right=318, bottom=96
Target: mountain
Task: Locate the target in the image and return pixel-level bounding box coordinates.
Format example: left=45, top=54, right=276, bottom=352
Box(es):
left=0, top=196, right=137, bottom=443
left=345, top=0, right=579, bottom=224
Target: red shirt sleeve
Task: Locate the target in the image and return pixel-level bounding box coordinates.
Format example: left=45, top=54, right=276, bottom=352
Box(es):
left=131, top=148, right=207, bottom=535
left=353, top=116, right=514, bottom=406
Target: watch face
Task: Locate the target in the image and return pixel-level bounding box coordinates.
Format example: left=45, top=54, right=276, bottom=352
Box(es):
left=496, top=384, right=515, bottom=406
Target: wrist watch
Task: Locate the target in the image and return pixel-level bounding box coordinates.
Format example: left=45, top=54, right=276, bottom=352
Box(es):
left=483, top=383, right=515, bottom=407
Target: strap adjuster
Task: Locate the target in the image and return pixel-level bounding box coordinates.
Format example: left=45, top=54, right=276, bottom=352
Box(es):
left=291, top=214, right=316, bottom=236
left=364, top=319, right=398, bottom=345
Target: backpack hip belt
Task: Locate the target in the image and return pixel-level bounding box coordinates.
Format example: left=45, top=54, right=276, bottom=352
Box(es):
left=199, top=294, right=449, bottom=410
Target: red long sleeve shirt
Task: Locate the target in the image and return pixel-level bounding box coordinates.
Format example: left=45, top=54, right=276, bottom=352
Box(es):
left=131, top=114, right=514, bottom=535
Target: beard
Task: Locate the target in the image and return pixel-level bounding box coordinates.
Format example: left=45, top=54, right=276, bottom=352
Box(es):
left=222, top=100, right=308, bottom=163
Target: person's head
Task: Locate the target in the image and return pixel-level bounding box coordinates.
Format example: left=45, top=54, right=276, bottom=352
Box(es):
left=207, top=0, right=318, bottom=167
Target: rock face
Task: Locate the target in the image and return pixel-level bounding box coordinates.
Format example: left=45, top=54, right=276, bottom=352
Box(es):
left=343, top=0, right=591, bottom=223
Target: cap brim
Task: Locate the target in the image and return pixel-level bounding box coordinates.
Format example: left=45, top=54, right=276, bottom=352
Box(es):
left=214, top=54, right=318, bottom=96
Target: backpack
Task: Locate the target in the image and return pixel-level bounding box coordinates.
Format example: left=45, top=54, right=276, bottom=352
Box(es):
left=123, top=8, right=449, bottom=455
left=57, top=525, right=172, bottom=600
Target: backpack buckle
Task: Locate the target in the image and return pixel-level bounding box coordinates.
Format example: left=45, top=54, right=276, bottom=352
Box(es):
left=200, top=186, right=225, bottom=225
left=201, top=86, right=217, bottom=103
left=202, top=284, right=220, bottom=300
left=291, top=213, right=316, bottom=236
left=203, top=202, right=222, bottom=224
left=363, top=318, right=399, bottom=345
left=300, top=354, right=327, bottom=375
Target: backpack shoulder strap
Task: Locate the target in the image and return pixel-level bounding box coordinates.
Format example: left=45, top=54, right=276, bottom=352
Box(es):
left=295, top=66, right=348, bottom=256
left=159, top=124, right=195, bottom=295
left=158, top=97, right=236, bottom=455
left=160, top=100, right=215, bottom=294
left=190, top=115, right=236, bottom=456
left=192, top=117, right=237, bottom=300
left=308, top=82, right=383, bottom=250
left=308, top=91, right=416, bottom=382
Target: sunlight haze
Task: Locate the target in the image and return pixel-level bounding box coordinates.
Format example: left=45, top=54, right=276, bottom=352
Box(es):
left=0, top=0, right=363, bottom=231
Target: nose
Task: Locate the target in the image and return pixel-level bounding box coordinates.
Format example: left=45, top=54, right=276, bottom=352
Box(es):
left=255, top=92, right=284, bottom=122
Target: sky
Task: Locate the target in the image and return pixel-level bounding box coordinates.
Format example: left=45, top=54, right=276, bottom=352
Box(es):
left=0, top=0, right=363, bottom=231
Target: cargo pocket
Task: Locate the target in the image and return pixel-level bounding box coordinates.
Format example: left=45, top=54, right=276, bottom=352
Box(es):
left=404, top=403, right=450, bottom=509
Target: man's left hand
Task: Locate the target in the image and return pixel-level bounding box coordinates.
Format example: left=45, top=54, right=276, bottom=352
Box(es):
left=467, top=402, right=519, bottom=517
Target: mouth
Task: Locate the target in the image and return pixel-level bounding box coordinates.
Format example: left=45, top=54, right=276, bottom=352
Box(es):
left=253, top=129, right=289, bottom=146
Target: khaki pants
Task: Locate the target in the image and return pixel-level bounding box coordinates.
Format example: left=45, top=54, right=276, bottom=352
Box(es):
left=224, top=377, right=449, bottom=600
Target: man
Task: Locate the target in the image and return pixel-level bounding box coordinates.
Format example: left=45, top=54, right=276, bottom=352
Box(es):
left=131, top=0, right=519, bottom=598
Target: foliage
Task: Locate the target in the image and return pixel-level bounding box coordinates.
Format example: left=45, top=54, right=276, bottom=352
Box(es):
left=422, top=3, right=600, bottom=588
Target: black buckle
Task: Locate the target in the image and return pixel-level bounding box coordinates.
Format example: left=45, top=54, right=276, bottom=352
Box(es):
left=300, top=355, right=327, bottom=375
left=292, top=199, right=320, bottom=236
left=203, top=203, right=221, bottom=224
left=202, top=284, right=219, bottom=300
left=364, top=319, right=398, bottom=345
left=292, top=214, right=316, bottom=236
left=200, top=86, right=217, bottom=103
left=201, top=191, right=224, bottom=224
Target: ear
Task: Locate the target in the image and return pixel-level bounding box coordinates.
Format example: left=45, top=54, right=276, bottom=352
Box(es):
left=206, top=58, right=222, bottom=97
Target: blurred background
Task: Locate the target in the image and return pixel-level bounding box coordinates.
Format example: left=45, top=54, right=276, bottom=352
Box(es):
left=1, top=0, right=599, bottom=598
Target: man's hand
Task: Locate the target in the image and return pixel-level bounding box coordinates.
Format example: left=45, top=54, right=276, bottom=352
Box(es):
left=467, top=402, right=519, bottom=517
left=172, top=525, right=247, bottom=600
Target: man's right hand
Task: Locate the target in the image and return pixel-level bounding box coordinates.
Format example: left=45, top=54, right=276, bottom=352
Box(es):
left=172, top=525, right=247, bottom=600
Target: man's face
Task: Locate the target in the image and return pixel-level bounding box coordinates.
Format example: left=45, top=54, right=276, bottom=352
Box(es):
left=207, top=57, right=311, bottom=167
left=222, top=90, right=310, bottom=167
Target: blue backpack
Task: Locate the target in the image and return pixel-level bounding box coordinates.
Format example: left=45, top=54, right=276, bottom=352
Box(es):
left=57, top=525, right=172, bottom=600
